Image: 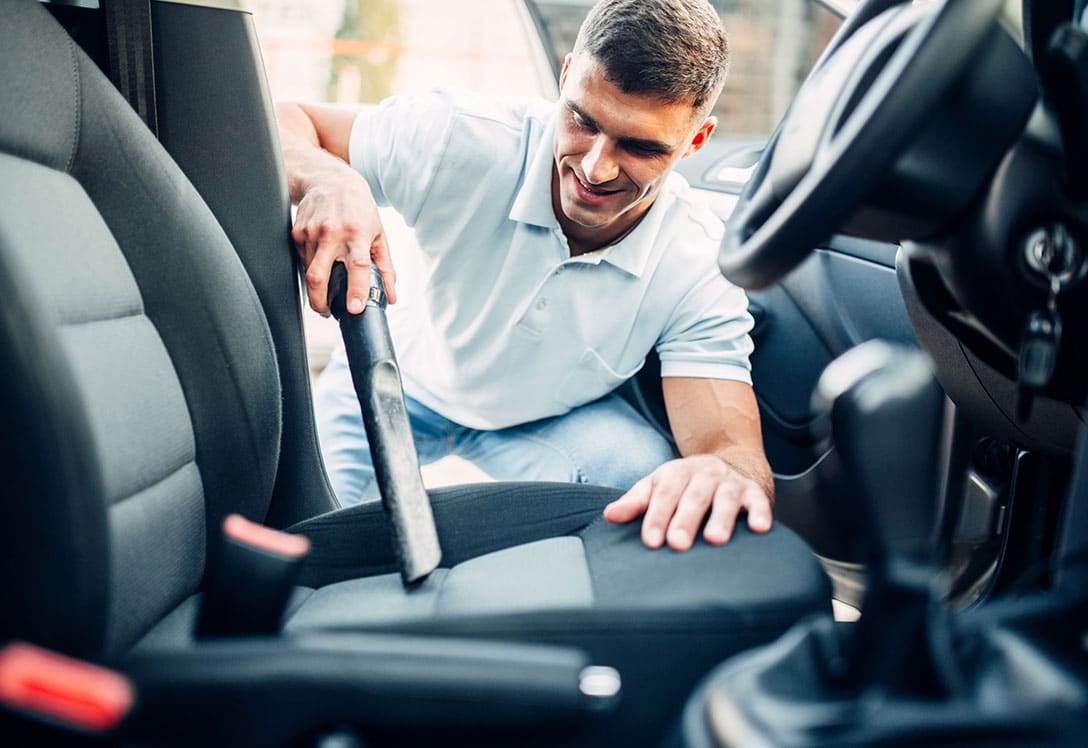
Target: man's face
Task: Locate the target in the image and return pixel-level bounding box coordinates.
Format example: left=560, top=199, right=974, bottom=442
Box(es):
left=552, top=53, right=716, bottom=248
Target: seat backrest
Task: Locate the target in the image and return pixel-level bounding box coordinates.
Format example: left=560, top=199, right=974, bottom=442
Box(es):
left=0, top=0, right=282, bottom=658
left=148, top=0, right=340, bottom=529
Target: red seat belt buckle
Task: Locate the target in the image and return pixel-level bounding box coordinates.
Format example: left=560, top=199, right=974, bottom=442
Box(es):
left=0, top=641, right=134, bottom=732
left=223, top=513, right=311, bottom=558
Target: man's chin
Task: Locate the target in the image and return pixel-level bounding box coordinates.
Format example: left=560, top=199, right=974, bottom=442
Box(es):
left=560, top=195, right=624, bottom=231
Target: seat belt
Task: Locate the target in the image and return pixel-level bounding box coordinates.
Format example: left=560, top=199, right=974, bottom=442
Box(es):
left=102, top=0, right=159, bottom=137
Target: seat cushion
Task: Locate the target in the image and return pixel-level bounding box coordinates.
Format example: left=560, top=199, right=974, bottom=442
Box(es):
left=287, top=537, right=594, bottom=628
left=285, top=524, right=826, bottom=643
left=290, top=484, right=830, bottom=745
left=284, top=519, right=826, bottom=636
left=277, top=482, right=829, bottom=632
left=138, top=483, right=829, bottom=745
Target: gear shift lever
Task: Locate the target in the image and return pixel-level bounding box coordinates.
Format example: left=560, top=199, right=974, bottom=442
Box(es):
left=813, top=341, right=946, bottom=578
left=812, top=340, right=950, bottom=694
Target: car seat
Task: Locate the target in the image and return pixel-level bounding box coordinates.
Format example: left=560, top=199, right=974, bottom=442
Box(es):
left=0, top=1, right=830, bottom=745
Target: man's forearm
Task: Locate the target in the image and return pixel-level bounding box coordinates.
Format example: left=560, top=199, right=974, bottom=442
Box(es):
left=274, top=102, right=361, bottom=205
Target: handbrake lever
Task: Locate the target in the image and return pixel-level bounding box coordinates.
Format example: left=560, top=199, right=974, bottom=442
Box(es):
left=327, top=262, right=442, bottom=586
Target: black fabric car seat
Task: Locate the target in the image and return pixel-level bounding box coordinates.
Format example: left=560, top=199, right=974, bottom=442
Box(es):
left=0, top=1, right=830, bottom=744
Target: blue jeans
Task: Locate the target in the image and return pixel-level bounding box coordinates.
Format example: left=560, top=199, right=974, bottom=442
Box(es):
left=314, top=352, right=678, bottom=507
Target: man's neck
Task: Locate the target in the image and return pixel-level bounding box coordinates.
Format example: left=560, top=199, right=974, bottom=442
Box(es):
left=564, top=214, right=645, bottom=257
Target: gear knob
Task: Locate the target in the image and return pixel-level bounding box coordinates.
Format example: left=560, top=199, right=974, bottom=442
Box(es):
left=812, top=341, right=946, bottom=576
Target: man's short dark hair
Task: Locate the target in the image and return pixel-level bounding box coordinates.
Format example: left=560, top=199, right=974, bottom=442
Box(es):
left=573, top=0, right=729, bottom=114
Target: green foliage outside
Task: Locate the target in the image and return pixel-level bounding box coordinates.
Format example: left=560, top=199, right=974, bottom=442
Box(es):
left=328, top=0, right=402, bottom=103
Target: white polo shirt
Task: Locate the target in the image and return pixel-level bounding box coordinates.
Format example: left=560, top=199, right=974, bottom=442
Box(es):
left=348, top=89, right=753, bottom=430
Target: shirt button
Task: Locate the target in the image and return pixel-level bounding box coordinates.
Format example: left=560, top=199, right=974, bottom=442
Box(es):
left=536, top=298, right=547, bottom=310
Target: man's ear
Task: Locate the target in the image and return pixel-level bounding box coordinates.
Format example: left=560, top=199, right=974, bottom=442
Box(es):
left=684, top=116, right=718, bottom=158
left=559, top=53, right=574, bottom=90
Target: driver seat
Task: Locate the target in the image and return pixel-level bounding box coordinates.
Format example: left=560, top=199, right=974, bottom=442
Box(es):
left=0, top=1, right=830, bottom=744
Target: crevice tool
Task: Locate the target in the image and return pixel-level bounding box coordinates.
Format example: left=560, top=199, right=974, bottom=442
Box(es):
left=327, top=262, right=442, bottom=585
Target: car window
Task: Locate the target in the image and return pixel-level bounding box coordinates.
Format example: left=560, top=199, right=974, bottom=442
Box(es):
left=251, top=0, right=554, bottom=103
left=525, top=0, right=844, bottom=139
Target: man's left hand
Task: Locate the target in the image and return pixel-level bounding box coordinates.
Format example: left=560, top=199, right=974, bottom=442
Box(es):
left=603, top=454, right=773, bottom=551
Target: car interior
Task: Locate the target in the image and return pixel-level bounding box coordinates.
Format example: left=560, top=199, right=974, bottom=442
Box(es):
left=0, top=0, right=1086, bottom=746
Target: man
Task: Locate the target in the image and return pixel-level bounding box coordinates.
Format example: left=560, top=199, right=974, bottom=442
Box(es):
left=276, top=0, right=773, bottom=552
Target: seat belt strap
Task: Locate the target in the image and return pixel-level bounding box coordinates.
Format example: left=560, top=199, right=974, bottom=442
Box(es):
left=102, top=0, right=159, bottom=136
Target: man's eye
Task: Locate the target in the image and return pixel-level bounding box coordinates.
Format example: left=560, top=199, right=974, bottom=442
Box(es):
left=572, top=112, right=593, bottom=131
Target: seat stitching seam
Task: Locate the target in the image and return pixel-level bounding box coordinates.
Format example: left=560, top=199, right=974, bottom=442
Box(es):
left=64, top=34, right=81, bottom=175
left=110, top=459, right=199, bottom=508
left=59, top=309, right=145, bottom=329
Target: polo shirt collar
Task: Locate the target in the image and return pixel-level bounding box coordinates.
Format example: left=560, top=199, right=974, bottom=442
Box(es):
left=508, top=109, right=678, bottom=279
left=593, top=188, right=672, bottom=277
left=509, top=113, right=559, bottom=230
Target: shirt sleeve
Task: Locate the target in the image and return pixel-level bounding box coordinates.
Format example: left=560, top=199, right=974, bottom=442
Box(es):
left=656, top=271, right=755, bottom=385
left=348, top=91, right=457, bottom=226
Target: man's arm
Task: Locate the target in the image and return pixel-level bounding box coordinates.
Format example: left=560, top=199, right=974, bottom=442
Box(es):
left=275, top=101, right=397, bottom=315
left=603, top=377, right=774, bottom=551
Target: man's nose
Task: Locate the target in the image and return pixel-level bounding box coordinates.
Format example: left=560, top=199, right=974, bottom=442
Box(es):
left=582, top=136, right=619, bottom=184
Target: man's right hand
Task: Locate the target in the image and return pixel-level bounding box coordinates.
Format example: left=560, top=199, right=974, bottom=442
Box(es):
left=291, top=175, right=397, bottom=316
left=276, top=101, right=398, bottom=316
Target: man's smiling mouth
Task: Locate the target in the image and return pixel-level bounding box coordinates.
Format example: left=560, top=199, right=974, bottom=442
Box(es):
left=573, top=171, right=622, bottom=196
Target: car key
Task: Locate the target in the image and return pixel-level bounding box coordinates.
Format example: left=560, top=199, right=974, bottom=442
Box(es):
left=1016, top=306, right=1062, bottom=421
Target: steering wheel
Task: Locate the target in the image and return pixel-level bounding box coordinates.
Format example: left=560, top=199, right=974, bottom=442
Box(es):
left=719, top=0, right=1007, bottom=290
